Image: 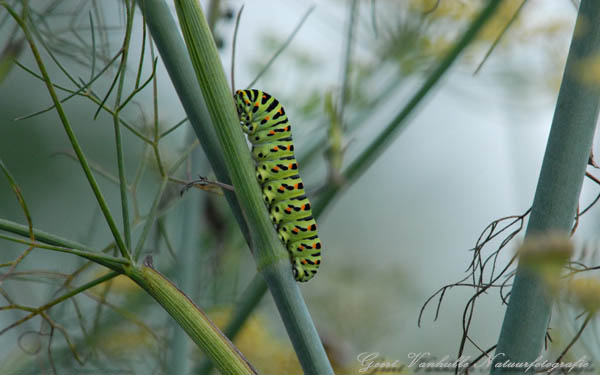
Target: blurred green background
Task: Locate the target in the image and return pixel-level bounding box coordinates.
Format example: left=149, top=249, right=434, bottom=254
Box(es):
left=1, top=0, right=598, bottom=374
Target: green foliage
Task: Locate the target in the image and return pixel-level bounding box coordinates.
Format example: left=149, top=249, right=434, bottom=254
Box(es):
left=0, top=0, right=257, bottom=372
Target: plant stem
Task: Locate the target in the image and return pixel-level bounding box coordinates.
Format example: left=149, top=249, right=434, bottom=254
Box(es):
left=0, top=233, right=129, bottom=268
left=172, top=0, right=333, bottom=373
left=197, top=274, right=268, bottom=374
left=0, top=272, right=120, bottom=335
left=2, top=4, right=130, bottom=259
left=170, top=132, right=204, bottom=375
left=113, top=0, right=135, bottom=250
left=492, top=0, right=600, bottom=371
left=0, top=218, right=96, bottom=251
left=244, top=6, right=315, bottom=90
left=127, top=259, right=257, bottom=375
left=338, top=0, right=358, bottom=128
left=133, top=176, right=169, bottom=260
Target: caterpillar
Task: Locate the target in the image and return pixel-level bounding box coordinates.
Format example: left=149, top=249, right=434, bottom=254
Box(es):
left=234, top=89, right=322, bottom=282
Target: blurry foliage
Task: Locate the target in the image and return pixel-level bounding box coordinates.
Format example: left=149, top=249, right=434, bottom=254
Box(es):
left=204, top=308, right=303, bottom=374
left=0, top=0, right=592, bottom=373
left=573, top=54, right=600, bottom=87
left=0, top=0, right=250, bottom=372
left=567, top=277, right=600, bottom=314
left=244, top=0, right=572, bottom=185
left=204, top=307, right=370, bottom=374
left=518, top=233, right=573, bottom=292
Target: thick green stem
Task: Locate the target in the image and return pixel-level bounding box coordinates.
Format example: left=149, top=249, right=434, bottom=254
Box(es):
left=127, top=260, right=257, bottom=375
left=492, top=0, right=600, bottom=372
left=172, top=0, right=333, bottom=373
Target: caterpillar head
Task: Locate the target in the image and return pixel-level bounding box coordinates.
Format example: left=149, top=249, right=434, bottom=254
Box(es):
left=234, top=90, right=256, bottom=134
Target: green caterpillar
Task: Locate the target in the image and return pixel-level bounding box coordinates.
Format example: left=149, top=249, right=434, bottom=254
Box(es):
left=234, top=89, right=321, bottom=282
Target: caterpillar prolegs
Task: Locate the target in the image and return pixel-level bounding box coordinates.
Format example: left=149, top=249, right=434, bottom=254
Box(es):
left=234, top=89, right=322, bottom=282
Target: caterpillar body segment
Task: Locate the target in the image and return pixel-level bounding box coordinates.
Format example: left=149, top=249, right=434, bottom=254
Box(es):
left=234, top=89, right=321, bottom=282
left=270, top=196, right=312, bottom=224
left=261, top=175, right=304, bottom=205
left=255, top=157, right=299, bottom=183
left=251, top=140, right=295, bottom=161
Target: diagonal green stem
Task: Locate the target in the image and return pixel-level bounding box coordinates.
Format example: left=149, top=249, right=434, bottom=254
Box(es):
left=197, top=275, right=268, bottom=374
left=14, top=50, right=122, bottom=121
left=244, top=5, right=315, bottom=90
left=0, top=218, right=96, bottom=252
left=473, top=0, right=527, bottom=75
left=126, top=260, right=257, bottom=375
left=172, top=0, right=333, bottom=373
left=0, top=233, right=129, bottom=268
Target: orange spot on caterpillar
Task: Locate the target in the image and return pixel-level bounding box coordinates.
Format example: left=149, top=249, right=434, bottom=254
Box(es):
left=254, top=102, right=259, bottom=107
left=272, top=146, right=278, bottom=151
left=285, top=126, right=290, bottom=131
left=302, top=260, right=307, bottom=265
left=316, top=259, right=321, bottom=264
left=265, top=116, right=270, bottom=121
left=272, top=166, right=280, bottom=171
left=294, top=184, right=299, bottom=189
left=269, top=130, right=276, bottom=135
left=288, top=163, right=293, bottom=169
left=292, top=228, right=299, bottom=233
left=285, top=208, right=292, bottom=213
left=278, top=108, right=283, bottom=114
left=278, top=186, right=285, bottom=192
left=298, top=245, right=304, bottom=250
left=312, top=243, right=317, bottom=249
